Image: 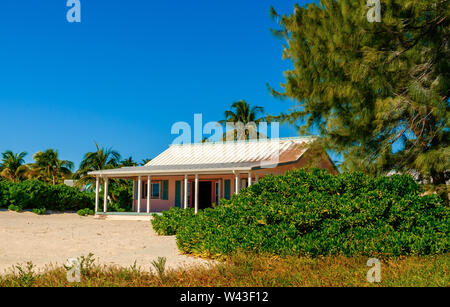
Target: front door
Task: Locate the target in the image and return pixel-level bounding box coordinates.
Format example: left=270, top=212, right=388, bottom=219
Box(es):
left=198, top=181, right=212, bottom=210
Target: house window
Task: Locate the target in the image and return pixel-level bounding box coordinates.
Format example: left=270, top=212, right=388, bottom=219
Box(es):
left=151, top=182, right=161, bottom=199
left=240, top=178, right=248, bottom=190
left=187, top=182, right=191, bottom=206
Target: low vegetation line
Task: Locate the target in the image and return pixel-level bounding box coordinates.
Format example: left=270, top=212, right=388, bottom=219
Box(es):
left=1, top=254, right=448, bottom=287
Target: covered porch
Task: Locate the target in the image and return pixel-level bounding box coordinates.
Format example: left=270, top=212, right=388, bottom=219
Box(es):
left=91, top=167, right=261, bottom=219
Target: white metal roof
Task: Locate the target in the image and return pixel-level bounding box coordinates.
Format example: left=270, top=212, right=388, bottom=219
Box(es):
left=89, top=136, right=317, bottom=177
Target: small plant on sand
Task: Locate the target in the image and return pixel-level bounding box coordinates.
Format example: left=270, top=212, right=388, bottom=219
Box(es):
left=78, top=253, right=96, bottom=277
left=151, top=257, right=167, bottom=282
left=12, top=261, right=36, bottom=287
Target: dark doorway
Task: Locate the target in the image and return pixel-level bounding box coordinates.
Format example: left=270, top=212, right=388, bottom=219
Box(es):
left=198, top=181, right=212, bottom=209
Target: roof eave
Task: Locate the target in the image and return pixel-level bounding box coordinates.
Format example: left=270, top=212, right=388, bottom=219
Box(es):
left=88, top=166, right=254, bottom=177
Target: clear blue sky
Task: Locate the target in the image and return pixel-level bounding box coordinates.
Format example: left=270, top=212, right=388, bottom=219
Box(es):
left=0, top=0, right=320, bottom=168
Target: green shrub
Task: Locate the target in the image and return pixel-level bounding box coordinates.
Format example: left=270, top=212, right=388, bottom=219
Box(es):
left=0, top=180, right=13, bottom=208
left=32, top=207, right=46, bottom=215
left=154, top=169, right=449, bottom=258
left=8, top=204, right=22, bottom=212
left=152, top=208, right=195, bottom=235
left=0, top=180, right=95, bottom=212
left=77, top=208, right=95, bottom=216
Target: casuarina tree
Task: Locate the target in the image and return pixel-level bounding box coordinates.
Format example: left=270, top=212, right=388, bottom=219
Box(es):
left=270, top=0, right=449, bottom=201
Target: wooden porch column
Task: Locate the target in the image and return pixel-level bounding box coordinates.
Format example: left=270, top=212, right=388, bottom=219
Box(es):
left=248, top=172, right=252, bottom=186
left=194, top=174, right=199, bottom=214
left=103, top=177, right=109, bottom=213
left=184, top=174, right=188, bottom=209
left=234, top=172, right=239, bottom=194
left=94, top=177, right=99, bottom=213
left=147, top=176, right=151, bottom=213
left=137, top=176, right=142, bottom=213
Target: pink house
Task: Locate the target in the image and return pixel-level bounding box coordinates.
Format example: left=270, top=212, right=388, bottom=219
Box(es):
left=89, top=137, right=338, bottom=219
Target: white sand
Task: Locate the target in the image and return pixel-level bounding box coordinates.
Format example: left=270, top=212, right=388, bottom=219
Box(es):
left=0, top=210, right=210, bottom=274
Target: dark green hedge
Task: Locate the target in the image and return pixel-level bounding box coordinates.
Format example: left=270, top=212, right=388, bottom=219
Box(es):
left=152, top=208, right=195, bottom=235
left=153, top=169, right=449, bottom=258
left=0, top=180, right=95, bottom=212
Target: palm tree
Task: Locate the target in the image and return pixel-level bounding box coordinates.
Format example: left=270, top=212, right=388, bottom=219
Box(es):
left=141, top=158, right=152, bottom=166
left=120, top=156, right=137, bottom=167
left=32, top=149, right=74, bottom=185
left=0, top=151, right=29, bottom=182
left=74, top=143, right=121, bottom=189
left=219, top=100, right=266, bottom=141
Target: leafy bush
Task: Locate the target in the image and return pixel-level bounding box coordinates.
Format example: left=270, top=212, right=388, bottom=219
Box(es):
left=0, top=180, right=13, bottom=208
left=154, top=169, right=449, bottom=258
left=152, top=208, right=195, bottom=235
left=8, top=204, right=22, bottom=212
left=0, top=180, right=95, bottom=212
left=32, top=207, right=47, bottom=215
left=77, top=208, right=95, bottom=216
left=109, top=183, right=132, bottom=212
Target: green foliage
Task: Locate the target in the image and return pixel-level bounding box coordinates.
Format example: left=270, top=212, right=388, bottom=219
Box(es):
left=151, top=257, right=167, bottom=282
left=270, top=1, right=449, bottom=200
left=77, top=208, right=94, bottom=216
left=152, top=207, right=195, bottom=235
left=0, top=180, right=95, bottom=212
left=78, top=253, right=96, bottom=277
left=108, top=182, right=133, bottom=212
left=154, top=169, right=449, bottom=258
left=32, top=207, right=47, bottom=215
left=0, top=180, right=13, bottom=207
left=12, top=262, right=36, bottom=287
left=8, top=204, right=22, bottom=212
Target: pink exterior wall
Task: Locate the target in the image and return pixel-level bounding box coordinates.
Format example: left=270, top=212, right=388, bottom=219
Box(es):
left=133, top=175, right=238, bottom=212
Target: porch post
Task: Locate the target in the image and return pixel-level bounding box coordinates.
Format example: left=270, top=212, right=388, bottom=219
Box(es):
left=132, top=179, right=136, bottom=211
left=137, top=176, right=142, bottom=213
left=103, top=177, right=109, bottom=213
left=184, top=174, right=188, bottom=209
left=194, top=174, right=199, bottom=214
left=248, top=172, right=252, bottom=186
left=234, top=172, right=239, bottom=194
left=94, top=177, right=99, bottom=213
left=147, top=176, right=151, bottom=213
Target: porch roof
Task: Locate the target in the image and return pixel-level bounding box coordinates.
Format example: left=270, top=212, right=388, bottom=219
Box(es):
left=89, top=162, right=256, bottom=177
left=89, top=136, right=317, bottom=177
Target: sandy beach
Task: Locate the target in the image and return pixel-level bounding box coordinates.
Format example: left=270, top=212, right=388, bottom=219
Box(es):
left=0, top=210, right=210, bottom=274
